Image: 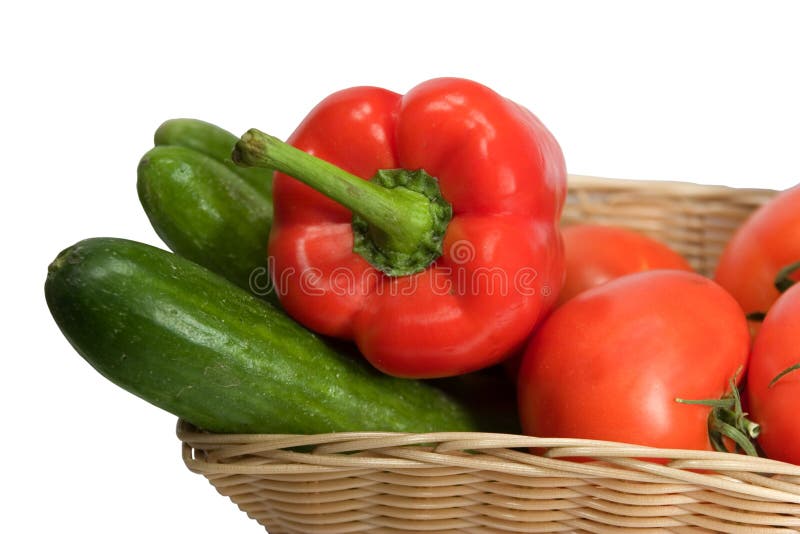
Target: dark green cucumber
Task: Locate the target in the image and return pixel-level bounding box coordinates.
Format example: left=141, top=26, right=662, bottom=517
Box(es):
left=154, top=118, right=273, bottom=199
left=138, top=145, right=275, bottom=302
left=45, top=238, right=478, bottom=434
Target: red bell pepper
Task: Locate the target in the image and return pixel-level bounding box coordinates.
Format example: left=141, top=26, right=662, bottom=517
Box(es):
left=234, top=78, right=566, bottom=378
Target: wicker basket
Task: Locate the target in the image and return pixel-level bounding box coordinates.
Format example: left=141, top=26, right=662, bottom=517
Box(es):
left=178, top=175, right=800, bottom=533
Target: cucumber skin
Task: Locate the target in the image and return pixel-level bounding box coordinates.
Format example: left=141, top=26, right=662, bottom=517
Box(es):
left=154, top=118, right=273, bottom=200
left=137, top=145, right=276, bottom=302
left=45, top=238, right=478, bottom=434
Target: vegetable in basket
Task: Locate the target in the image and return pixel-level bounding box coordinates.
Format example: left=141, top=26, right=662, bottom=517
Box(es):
left=504, top=224, right=694, bottom=379
left=557, top=224, right=693, bottom=305
left=138, top=145, right=275, bottom=301
left=139, top=119, right=277, bottom=301
left=233, top=77, right=566, bottom=379
left=517, top=270, right=751, bottom=452
left=154, top=118, right=273, bottom=199
left=44, top=238, right=479, bottom=434
left=746, top=262, right=800, bottom=465
left=715, top=184, right=800, bottom=321
left=143, top=117, right=522, bottom=433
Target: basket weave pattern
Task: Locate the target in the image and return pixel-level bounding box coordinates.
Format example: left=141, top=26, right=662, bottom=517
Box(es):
left=561, top=175, right=776, bottom=276
left=179, top=176, right=800, bottom=533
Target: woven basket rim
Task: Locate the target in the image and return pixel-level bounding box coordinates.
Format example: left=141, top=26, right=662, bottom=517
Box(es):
left=176, top=420, right=800, bottom=477
left=566, top=173, right=777, bottom=196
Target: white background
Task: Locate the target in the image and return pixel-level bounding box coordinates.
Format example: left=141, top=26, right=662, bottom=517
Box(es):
left=3, top=1, right=800, bottom=532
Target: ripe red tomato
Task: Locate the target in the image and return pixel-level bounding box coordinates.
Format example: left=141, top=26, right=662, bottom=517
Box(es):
left=746, top=281, right=800, bottom=465
left=558, top=225, right=692, bottom=305
left=518, top=270, right=750, bottom=451
left=714, top=185, right=800, bottom=317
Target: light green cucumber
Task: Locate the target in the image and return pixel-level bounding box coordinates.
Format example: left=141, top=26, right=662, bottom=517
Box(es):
left=154, top=118, right=273, bottom=199
left=137, top=145, right=275, bottom=301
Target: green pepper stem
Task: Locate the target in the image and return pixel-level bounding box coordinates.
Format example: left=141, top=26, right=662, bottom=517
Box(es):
left=233, top=129, right=450, bottom=276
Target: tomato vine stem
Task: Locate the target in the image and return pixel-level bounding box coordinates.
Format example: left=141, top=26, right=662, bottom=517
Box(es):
left=675, top=370, right=760, bottom=456
left=774, top=260, right=800, bottom=294
left=769, top=362, right=800, bottom=388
